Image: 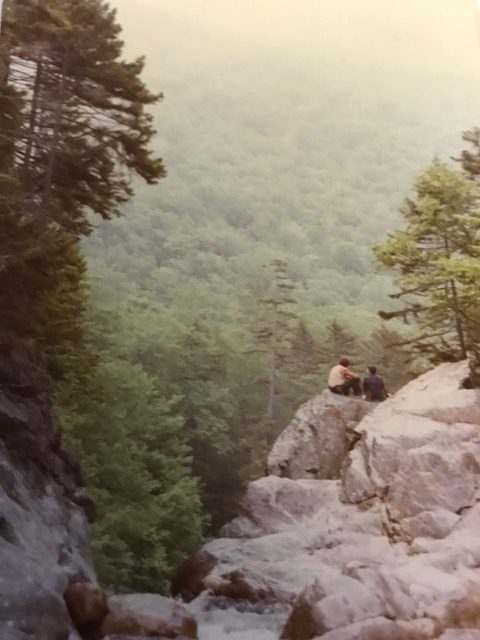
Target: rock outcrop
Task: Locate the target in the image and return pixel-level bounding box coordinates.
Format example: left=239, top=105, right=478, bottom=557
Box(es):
left=181, top=361, right=480, bottom=640
left=100, top=594, right=198, bottom=639
left=0, top=341, right=96, bottom=640
left=267, top=392, right=371, bottom=479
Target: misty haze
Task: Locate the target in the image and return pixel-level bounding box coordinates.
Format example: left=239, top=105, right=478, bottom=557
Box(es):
left=3, top=2, right=480, bottom=639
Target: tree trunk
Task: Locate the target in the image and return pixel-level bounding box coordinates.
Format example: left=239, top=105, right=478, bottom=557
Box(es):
left=444, top=235, right=467, bottom=359
left=449, top=278, right=467, bottom=359
left=266, top=302, right=277, bottom=420
left=21, top=56, right=43, bottom=187
left=41, top=55, right=68, bottom=211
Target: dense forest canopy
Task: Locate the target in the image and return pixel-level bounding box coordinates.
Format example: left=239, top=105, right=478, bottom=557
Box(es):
left=86, top=5, right=480, bottom=323
left=80, top=2, right=480, bottom=589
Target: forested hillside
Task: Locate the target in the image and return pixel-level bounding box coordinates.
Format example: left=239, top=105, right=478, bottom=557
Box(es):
left=86, top=22, right=480, bottom=320
left=3, top=0, right=480, bottom=597
left=81, top=12, right=480, bottom=589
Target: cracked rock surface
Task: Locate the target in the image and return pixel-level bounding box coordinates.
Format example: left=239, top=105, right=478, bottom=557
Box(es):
left=267, top=391, right=372, bottom=480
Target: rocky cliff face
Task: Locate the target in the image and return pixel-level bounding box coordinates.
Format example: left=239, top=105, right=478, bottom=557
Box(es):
left=267, top=392, right=371, bottom=480
left=0, top=342, right=96, bottom=640
left=178, top=361, right=480, bottom=640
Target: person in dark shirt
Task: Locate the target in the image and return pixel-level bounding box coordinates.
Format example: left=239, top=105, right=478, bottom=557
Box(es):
left=363, top=366, right=388, bottom=402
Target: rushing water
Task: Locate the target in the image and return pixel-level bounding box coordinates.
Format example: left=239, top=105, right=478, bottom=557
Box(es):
left=189, top=593, right=290, bottom=640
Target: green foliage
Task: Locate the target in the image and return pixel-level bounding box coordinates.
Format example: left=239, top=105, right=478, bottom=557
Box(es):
left=85, top=45, right=480, bottom=317
left=359, top=325, right=414, bottom=392
left=4, top=0, right=165, bottom=234
left=55, top=304, right=203, bottom=593
left=252, top=260, right=299, bottom=420
left=375, top=162, right=480, bottom=362
left=458, top=128, right=480, bottom=178
left=0, top=0, right=164, bottom=339
left=0, top=0, right=204, bottom=596
left=319, top=320, right=359, bottom=367
left=95, top=292, right=269, bottom=534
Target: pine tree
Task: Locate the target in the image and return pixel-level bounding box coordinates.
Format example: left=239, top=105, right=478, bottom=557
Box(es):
left=253, top=259, right=298, bottom=420
left=319, top=319, right=359, bottom=366
left=375, top=162, right=480, bottom=362
left=360, top=325, right=413, bottom=392
left=0, top=1, right=192, bottom=593
left=0, top=0, right=165, bottom=361
left=290, top=319, right=319, bottom=375
left=3, top=0, right=165, bottom=236
left=283, top=319, right=322, bottom=403
left=457, top=128, right=480, bottom=178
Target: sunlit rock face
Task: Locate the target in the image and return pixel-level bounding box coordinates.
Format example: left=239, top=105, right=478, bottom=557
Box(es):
left=0, top=342, right=96, bottom=640
left=341, top=361, right=480, bottom=532
left=267, top=391, right=372, bottom=480
left=182, top=361, right=480, bottom=640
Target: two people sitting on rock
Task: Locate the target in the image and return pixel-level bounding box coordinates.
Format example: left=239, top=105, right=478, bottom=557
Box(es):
left=328, top=358, right=388, bottom=401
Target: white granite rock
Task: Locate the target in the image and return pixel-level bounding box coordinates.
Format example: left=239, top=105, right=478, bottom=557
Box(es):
left=0, top=346, right=96, bottom=640
left=267, top=392, right=371, bottom=480
left=184, top=361, right=480, bottom=640
left=401, top=509, right=460, bottom=540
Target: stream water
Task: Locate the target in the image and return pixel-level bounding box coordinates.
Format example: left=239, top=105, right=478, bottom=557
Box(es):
left=189, top=593, right=289, bottom=640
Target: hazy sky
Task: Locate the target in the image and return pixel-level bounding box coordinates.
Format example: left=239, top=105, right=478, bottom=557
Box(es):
left=110, top=0, right=480, bottom=78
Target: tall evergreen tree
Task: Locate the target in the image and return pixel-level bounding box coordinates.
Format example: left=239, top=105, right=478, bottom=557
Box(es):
left=4, top=0, right=164, bottom=234
left=290, top=319, right=319, bottom=375
left=0, top=0, right=164, bottom=347
left=284, top=319, right=322, bottom=403
left=319, top=319, right=359, bottom=366
left=375, top=162, right=480, bottom=362
left=253, top=259, right=298, bottom=420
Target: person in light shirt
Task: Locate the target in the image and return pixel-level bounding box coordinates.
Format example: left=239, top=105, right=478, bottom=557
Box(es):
left=327, top=357, right=361, bottom=396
